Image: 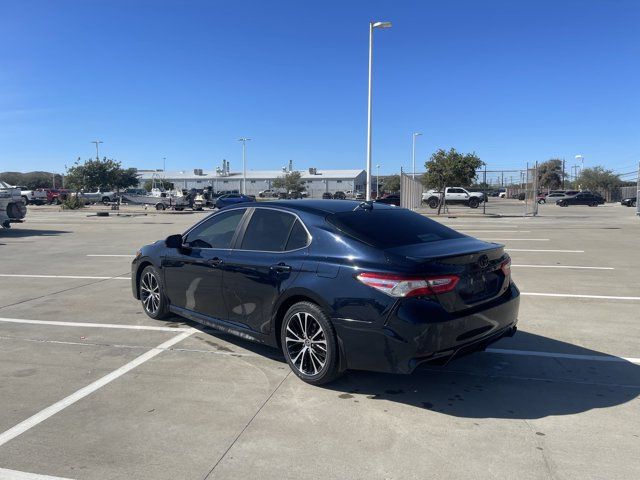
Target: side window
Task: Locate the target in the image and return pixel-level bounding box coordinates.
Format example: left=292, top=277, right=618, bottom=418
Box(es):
left=285, top=219, right=310, bottom=250
left=185, top=209, right=246, bottom=249
left=241, top=209, right=297, bottom=252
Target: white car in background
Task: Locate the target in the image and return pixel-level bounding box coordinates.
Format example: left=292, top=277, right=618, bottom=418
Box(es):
left=73, top=190, right=118, bottom=204
left=15, top=186, right=47, bottom=205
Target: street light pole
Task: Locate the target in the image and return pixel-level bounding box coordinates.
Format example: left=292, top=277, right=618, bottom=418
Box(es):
left=91, top=140, right=103, bottom=160
left=412, top=132, right=422, bottom=178
left=238, top=137, right=251, bottom=195
left=575, top=155, right=584, bottom=177
left=163, top=157, right=166, bottom=172
left=365, top=20, right=392, bottom=201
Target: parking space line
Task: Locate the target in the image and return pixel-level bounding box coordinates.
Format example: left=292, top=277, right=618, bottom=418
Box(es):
left=482, top=238, right=549, bottom=241
left=0, top=317, right=191, bottom=332
left=0, top=467, right=75, bottom=480
left=486, top=348, right=640, bottom=365
left=0, top=329, right=195, bottom=447
left=0, top=274, right=131, bottom=280
left=521, top=292, right=640, bottom=301
left=507, top=249, right=584, bottom=253
left=512, top=264, right=614, bottom=270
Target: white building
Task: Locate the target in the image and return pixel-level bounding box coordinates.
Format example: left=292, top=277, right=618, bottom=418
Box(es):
left=137, top=165, right=366, bottom=198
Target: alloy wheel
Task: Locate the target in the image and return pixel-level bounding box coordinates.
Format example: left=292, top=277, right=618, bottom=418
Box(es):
left=140, top=271, right=161, bottom=315
left=285, top=312, right=327, bottom=376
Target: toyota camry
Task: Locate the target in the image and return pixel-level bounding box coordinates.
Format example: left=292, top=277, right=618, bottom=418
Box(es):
left=132, top=200, right=519, bottom=385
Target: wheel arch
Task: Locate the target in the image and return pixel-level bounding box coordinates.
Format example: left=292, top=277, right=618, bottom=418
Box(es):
left=134, top=260, right=154, bottom=299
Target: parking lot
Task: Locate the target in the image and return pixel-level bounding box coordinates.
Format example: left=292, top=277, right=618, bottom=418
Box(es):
left=1, top=202, right=639, bottom=480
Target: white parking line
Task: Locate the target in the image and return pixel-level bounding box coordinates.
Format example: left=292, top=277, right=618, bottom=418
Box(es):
left=521, top=292, right=640, bottom=301
left=512, top=264, right=614, bottom=270
left=507, top=249, right=584, bottom=253
left=486, top=348, right=640, bottom=365
left=483, top=238, right=550, bottom=241
left=0, top=317, right=191, bottom=332
left=86, top=254, right=134, bottom=258
left=0, top=274, right=131, bottom=280
left=0, top=468, right=74, bottom=480
left=0, top=329, right=195, bottom=447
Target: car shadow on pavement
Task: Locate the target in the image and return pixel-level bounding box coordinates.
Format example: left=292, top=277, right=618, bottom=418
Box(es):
left=0, top=228, right=70, bottom=238
left=322, top=331, right=640, bottom=419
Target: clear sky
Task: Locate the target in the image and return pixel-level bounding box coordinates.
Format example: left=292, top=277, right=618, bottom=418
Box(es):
left=1, top=0, right=638, bottom=178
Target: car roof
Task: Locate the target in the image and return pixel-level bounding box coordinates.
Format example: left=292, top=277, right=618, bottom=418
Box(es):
left=253, top=199, right=397, bottom=215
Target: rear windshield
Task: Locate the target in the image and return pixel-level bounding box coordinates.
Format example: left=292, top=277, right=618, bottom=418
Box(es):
left=327, top=209, right=464, bottom=249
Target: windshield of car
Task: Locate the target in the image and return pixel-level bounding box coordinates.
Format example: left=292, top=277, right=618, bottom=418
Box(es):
left=327, top=209, right=464, bottom=249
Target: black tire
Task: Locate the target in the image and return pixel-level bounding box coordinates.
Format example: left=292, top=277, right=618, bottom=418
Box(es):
left=632, top=200, right=637, bottom=207
left=538, top=199, right=545, bottom=204
left=558, top=201, right=567, bottom=207
left=139, top=265, right=170, bottom=320
left=468, top=198, right=479, bottom=209
left=428, top=198, right=439, bottom=209
left=22, top=196, right=29, bottom=205
left=155, top=203, right=166, bottom=211
left=281, top=301, right=341, bottom=386
left=102, top=197, right=111, bottom=205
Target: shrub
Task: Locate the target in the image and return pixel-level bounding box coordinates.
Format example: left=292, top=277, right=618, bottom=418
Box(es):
left=61, top=195, right=85, bottom=210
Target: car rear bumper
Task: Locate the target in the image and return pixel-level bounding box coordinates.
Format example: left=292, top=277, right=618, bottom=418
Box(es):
left=333, top=283, right=520, bottom=374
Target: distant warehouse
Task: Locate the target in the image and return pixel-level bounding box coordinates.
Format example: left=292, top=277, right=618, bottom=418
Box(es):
left=136, top=164, right=366, bottom=198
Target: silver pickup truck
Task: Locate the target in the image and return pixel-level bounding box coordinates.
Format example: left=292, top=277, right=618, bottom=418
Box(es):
left=0, top=181, right=27, bottom=229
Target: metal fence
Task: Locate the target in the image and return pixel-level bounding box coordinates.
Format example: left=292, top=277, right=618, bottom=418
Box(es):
left=399, top=169, right=422, bottom=210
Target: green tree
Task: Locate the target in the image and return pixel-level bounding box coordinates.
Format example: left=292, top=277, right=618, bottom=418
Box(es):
left=538, top=159, right=564, bottom=190
left=578, top=166, right=620, bottom=193
left=381, top=175, right=400, bottom=193
left=143, top=179, right=174, bottom=192
left=0, top=171, right=64, bottom=189
left=65, top=158, right=138, bottom=192
left=422, top=149, right=483, bottom=189
left=273, top=171, right=306, bottom=196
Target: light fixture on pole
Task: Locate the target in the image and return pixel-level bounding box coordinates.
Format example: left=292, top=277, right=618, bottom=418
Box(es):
left=412, top=132, right=422, bottom=178
left=238, top=137, right=251, bottom=195
left=575, top=155, right=584, bottom=176
left=91, top=140, right=103, bottom=160
left=365, top=20, right=392, bottom=201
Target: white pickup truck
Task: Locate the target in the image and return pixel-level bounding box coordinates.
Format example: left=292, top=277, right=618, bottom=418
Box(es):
left=422, top=187, right=486, bottom=209
left=16, top=186, right=48, bottom=205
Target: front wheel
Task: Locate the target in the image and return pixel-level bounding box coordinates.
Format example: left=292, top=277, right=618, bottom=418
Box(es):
left=139, top=266, right=170, bottom=319
left=428, top=198, right=439, bottom=209
left=468, top=198, right=479, bottom=209
left=281, top=302, right=341, bottom=385
left=155, top=203, right=166, bottom=211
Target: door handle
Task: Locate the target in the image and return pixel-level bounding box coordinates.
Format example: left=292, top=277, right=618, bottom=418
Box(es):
left=208, top=257, right=224, bottom=267
left=270, top=263, right=292, bottom=273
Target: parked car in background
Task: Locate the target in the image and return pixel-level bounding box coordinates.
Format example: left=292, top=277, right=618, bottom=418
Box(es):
left=333, top=191, right=346, bottom=200
left=258, top=189, right=279, bottom=198
left=621, top=196, right=637, bottom=207
left=73, top=190, right=118, bottom=205
left=556, top=192, right=605, bottom=207
left=422, top=187, right=485, bottom=209
left=0, top=181, right=27, bottom=228
left=15, top=186, right=47, bottom=205
left=132, top=200, right=519, bottom=385
left=214, top=193, right=255, bottom=209
left=354, top=191, right=365, bottom=200
left=45, top=188, right=71, bottom=204
left=375, top=194, right=400, bottom=206
left=540, top=192, right=568, bottom=204
left=322, top=192, right=333, bottom=199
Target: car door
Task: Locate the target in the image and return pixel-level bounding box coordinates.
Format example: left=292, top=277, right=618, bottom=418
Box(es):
left=575, top=193, right=589, bottom=205
left=222, top=208, right=310, bottom=335
left=162, top=208, right=248, bottom=320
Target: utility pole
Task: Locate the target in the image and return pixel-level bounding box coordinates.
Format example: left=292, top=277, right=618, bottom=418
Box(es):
left=91, top=140, right=103, bottom=160
left=238, top=137, right=251, bottom=195
left=562, top=158, right=566, bottom=189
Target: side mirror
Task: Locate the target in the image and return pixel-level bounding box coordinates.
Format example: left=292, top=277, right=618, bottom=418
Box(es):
left=165, top=234, right=183, bottom=249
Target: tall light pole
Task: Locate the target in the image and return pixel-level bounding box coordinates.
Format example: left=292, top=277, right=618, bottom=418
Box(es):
left=238, top=137, right=251, bottom=195
left=163, top=157, right=166, bottom=172
left=376, top=164, right=381, bottom=197
left=91, top=140, right=103, bottom=160
left=365, top=20, right=392, bottom=201
left=412, top=132, right=422, bottom=178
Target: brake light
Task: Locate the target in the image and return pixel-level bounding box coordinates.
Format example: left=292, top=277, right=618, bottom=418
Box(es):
left=501, top=258, right=511, bottom=276
left=356, top=272, right=459, bottom=297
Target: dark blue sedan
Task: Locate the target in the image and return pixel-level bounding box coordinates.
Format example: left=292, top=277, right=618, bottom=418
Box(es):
left=132, top=200, right=519, bottom=385
left=214, top=193, right=255, bottom=209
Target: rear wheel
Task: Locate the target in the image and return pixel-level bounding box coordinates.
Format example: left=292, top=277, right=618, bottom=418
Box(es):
left=281, top=302, right=341, bottom=385
left=139, top=266, right=170, bottom=319
left=558, top=201, right=567, bottom=207
left=155, top=203, right=166, bottom=211
left=22, top=196, right=29, bottom=205
left=102, top=197, right=111, bottom=205
left=633, top=200, right=637, bottom=207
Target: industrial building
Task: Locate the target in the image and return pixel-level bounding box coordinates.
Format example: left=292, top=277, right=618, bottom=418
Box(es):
left=136, top=162, right=366, bottom=198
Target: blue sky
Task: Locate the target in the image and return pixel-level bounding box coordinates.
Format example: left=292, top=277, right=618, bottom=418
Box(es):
left=1, top=0, right=639, bottom=178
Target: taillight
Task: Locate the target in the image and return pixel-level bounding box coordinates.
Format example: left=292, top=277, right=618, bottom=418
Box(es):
left=501, top=258, right=511, bottom=276
left=355, top=272, right=459, bottom=297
